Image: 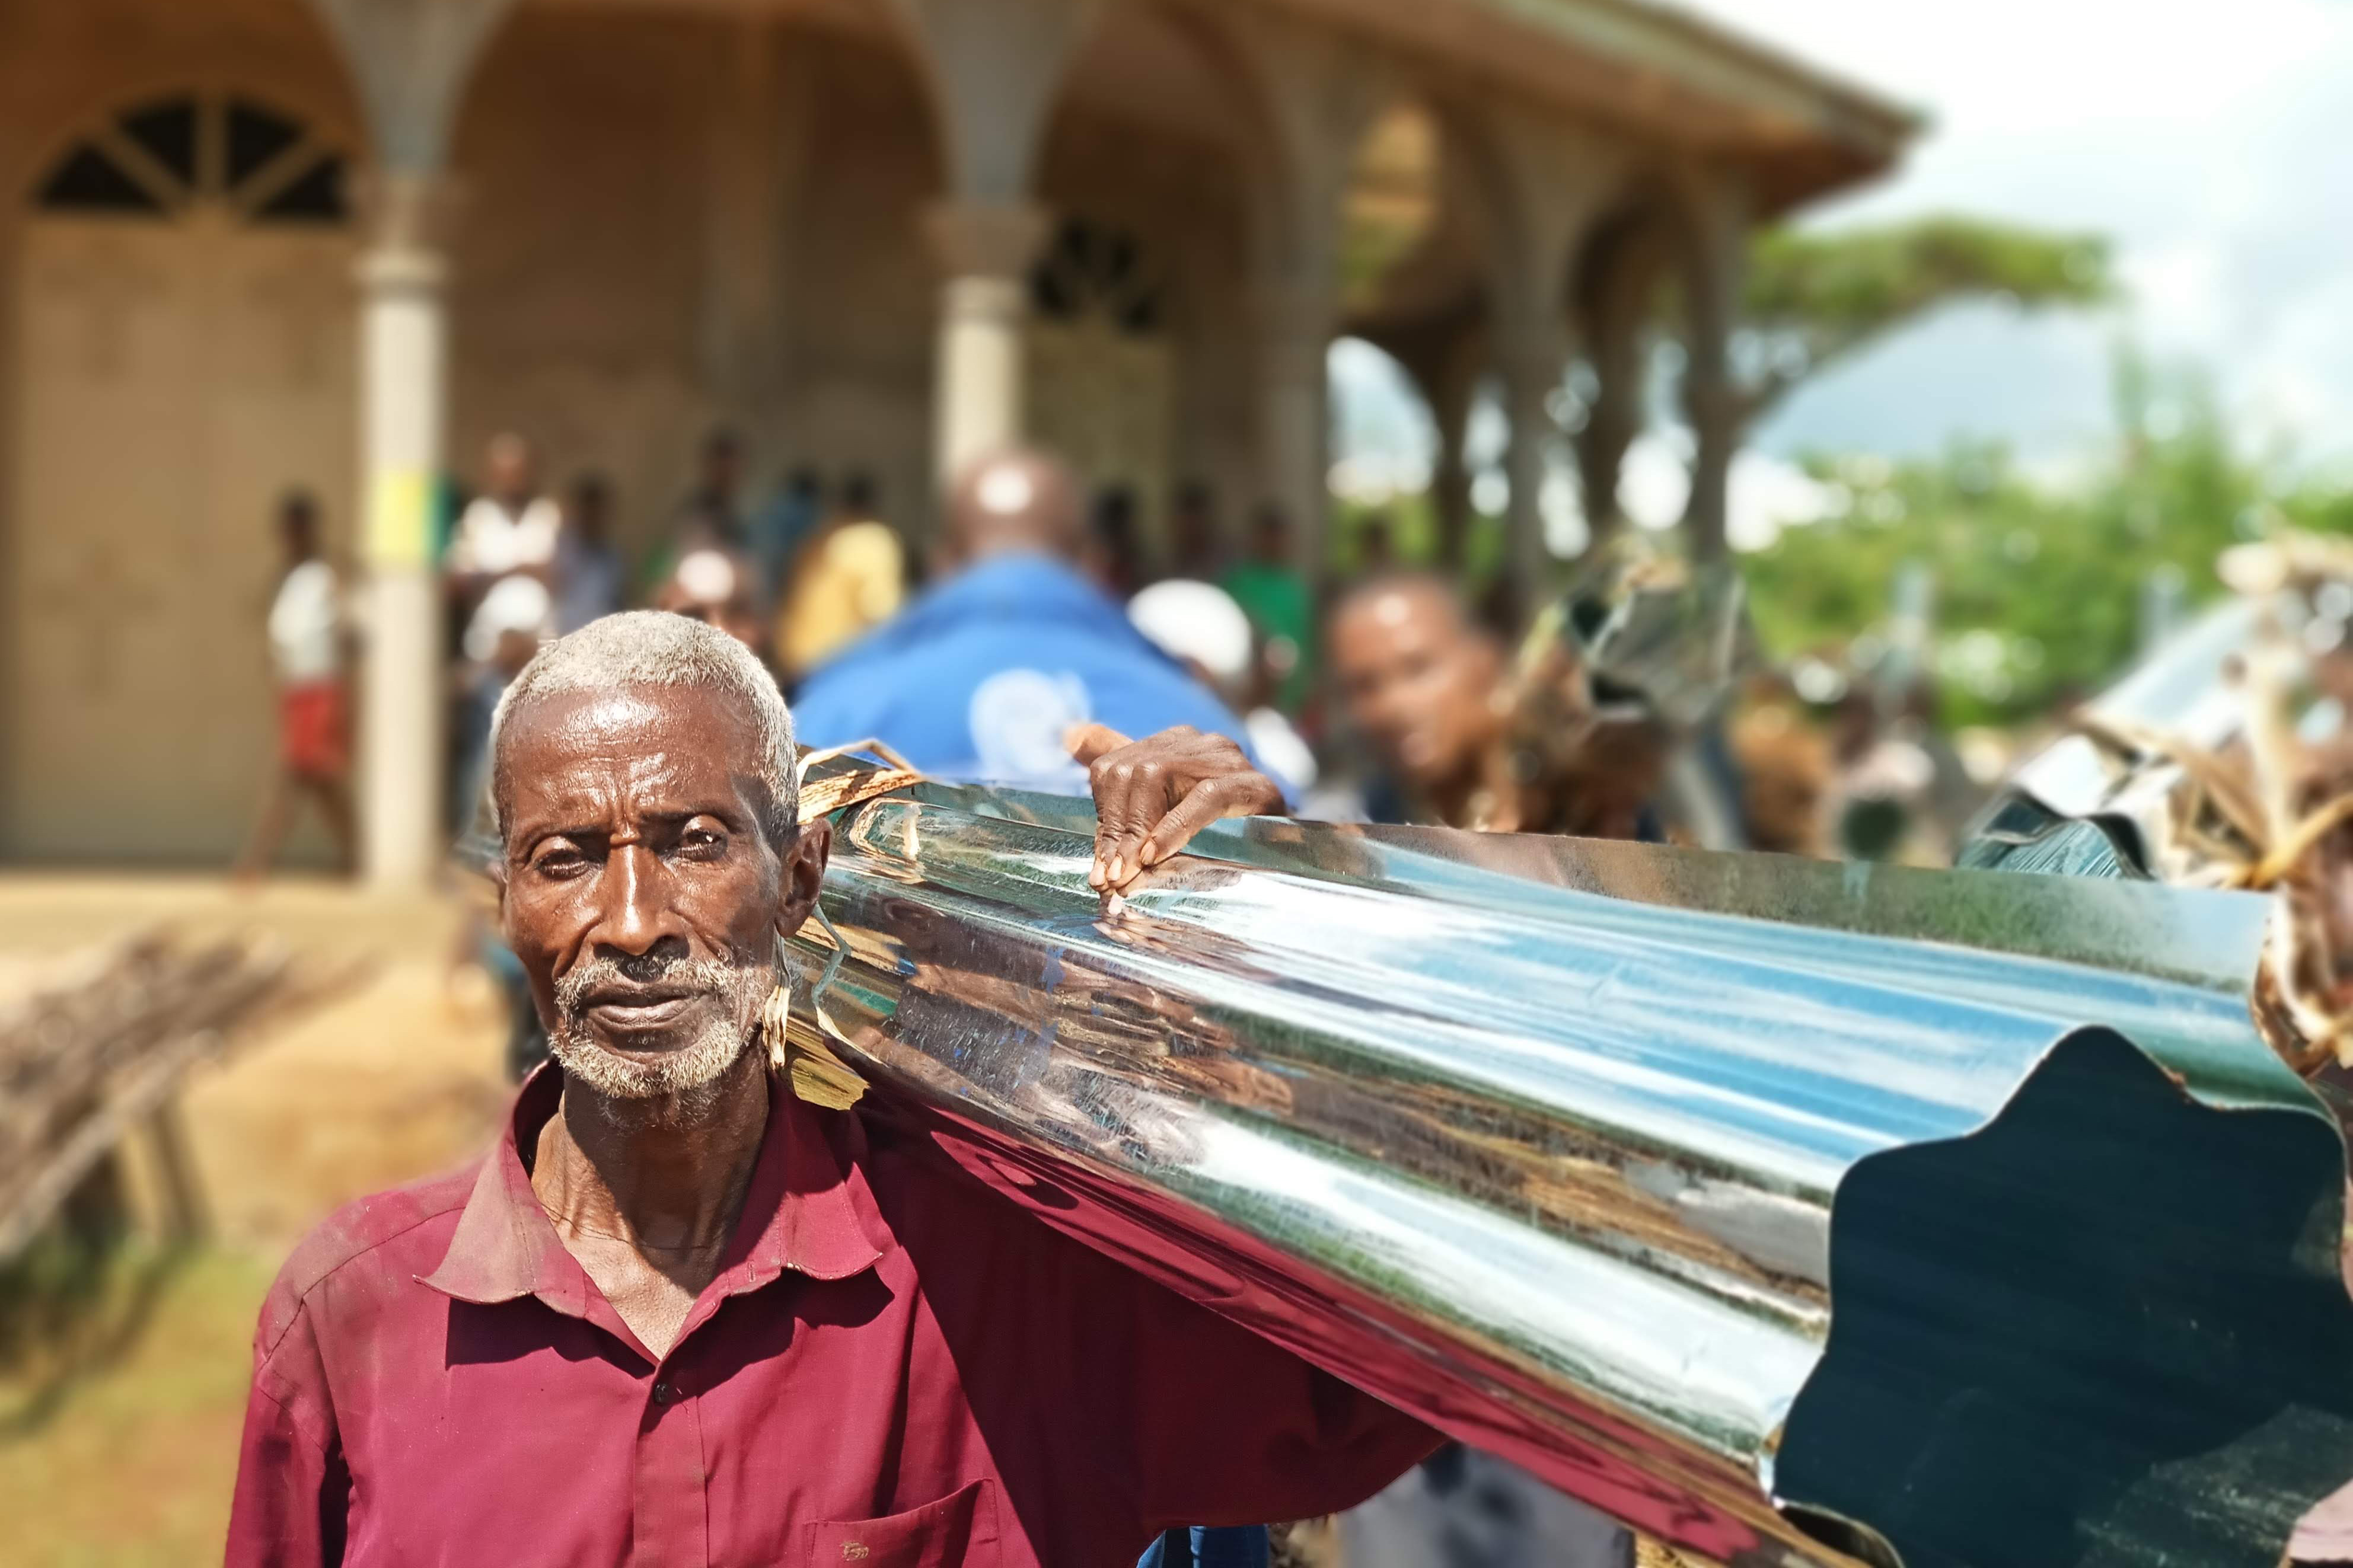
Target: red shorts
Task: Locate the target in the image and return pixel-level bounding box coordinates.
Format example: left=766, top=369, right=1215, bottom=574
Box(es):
left=279, top=681, right=349, bottom=780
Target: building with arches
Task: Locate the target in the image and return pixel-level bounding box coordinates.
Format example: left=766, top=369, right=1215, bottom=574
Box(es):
left=0, top=0, right=1912, bottom=879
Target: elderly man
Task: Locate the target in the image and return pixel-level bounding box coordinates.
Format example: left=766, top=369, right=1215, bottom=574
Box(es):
left=226, top=612, right=1429, bottom=1567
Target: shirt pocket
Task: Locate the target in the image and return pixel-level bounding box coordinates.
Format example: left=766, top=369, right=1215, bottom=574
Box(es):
left=803, top=1478, right=998, bottom=1568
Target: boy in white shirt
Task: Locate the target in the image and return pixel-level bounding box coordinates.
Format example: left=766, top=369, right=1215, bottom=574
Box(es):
left=236, top=491, right=355, bottom=880
left=445, top=432, right=560, bottom=609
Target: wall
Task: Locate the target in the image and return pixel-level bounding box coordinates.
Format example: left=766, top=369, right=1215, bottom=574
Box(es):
left=775, top=24, right=943, bottom=551
left=1034, top=94, right=1258, bottom=560
left=447, top=8, right=720, bottom=567
left=0, top=0, right=361, bottom=864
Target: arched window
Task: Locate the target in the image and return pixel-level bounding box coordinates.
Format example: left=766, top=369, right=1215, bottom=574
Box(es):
left=1029, top=217, right=1162, bottom=336
left=33, top=93, right=347, bottom=223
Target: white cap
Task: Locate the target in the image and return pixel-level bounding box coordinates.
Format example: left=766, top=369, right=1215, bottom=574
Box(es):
left=1128, top=579, right=1253, bottom=688
left=464, top=573, right=553, bottom=663
left=674, top=548, right=739, bottom=607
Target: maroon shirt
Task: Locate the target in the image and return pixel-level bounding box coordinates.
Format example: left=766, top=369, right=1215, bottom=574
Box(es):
left=227, top=1065, right=1432, bottom=1567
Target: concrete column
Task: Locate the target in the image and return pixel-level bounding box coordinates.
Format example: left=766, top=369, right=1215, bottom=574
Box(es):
left=1398, top=325, right=1485, bottom=570
left=1500, top=343, right=1564, bottom=599
left=1670, top=165, right=1751, bottom=564
left=1222, top=12, right=1389, bottom=589
left=355, top=173, right=449, bottom=888
left=922, top=200, right=1050, bottom=484
left=1574, top=226, right=1659, bottom=550
left=1431, top=417, right=1472, bottom=570
left=1683, top=364, right=1741, bottom=564
left=1471, top=110, right=1617, bottom=590
left=1576, top=329, right=1641, bottom=549
left=1256, top=289, right=1333, bottom=580
left=307, top=0, right=512, bottom=884
left=892, top=0, right=1090, bottom=492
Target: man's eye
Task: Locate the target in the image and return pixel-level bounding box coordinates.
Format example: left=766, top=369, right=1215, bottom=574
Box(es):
left=531, top=844, right=590, bottom=876
left=679, top=827, right=727, bottom=855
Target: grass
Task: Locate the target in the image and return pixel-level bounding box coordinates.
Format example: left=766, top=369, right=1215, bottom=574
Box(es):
left=0, top=1238, right=276, bottom=1566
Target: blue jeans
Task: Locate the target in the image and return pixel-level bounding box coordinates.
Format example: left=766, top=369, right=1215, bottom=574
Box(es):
left=1136, top=1526, right=1271, bottom=1568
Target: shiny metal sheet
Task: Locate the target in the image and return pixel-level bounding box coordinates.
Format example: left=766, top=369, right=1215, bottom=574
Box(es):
left=1962, top=595, right=2275, bottom=876
left=783, top=769, right=2353, bottom=1567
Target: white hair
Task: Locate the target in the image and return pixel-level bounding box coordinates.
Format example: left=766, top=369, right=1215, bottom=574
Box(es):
left=547, top=953, right=770, bottom=1116
left=487, top=611, right=798, bottom=844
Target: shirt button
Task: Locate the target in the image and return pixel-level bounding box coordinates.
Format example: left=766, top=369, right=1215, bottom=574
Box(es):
left=652, top=1381, right=679, bottom=1405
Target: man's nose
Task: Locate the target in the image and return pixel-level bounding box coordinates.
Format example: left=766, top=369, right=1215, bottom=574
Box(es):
left=1365, top=685, right=1417, bottom=734
left=591, top=841, right=681, bottom=956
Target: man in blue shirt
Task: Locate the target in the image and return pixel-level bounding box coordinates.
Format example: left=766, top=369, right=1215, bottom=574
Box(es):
left=791, top=449, right=1257, bottom=791
left=790, top=450, right=1274, bottom=1568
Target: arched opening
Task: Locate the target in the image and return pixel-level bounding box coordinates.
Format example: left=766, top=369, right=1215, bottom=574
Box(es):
left=1326, top=336, right=1439, bottom=574
left=1329, top=95, right=1586, bottom=605
left=7, top=88, right=356, bottom=864
left=1328, top=98, right=1471, bottom=581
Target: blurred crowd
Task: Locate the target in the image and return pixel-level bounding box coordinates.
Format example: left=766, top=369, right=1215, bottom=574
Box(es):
left=239, top=423, right=1991, bottom=900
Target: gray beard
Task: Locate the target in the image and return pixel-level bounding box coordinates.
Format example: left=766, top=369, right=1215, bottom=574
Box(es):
left=546, top=953, right=773, bottom=1126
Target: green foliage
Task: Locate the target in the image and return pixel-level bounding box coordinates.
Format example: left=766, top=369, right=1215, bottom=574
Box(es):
left=1737, top=216, right=2113, bottom=419
left=1739, top=355, right=2341, bottom=729
left=1326, top=493, right=1509, bottom=583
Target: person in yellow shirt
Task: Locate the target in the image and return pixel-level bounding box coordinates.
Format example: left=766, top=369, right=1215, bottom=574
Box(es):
left=774, top=471, right=905, bottom=683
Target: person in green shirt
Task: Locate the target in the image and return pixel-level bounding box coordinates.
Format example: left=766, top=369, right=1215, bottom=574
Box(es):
left=1220, top=503, right=1315, bottom=716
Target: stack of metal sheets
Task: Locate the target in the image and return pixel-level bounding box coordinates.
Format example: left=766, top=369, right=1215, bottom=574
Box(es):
left=787, top=769, right=2353, bottom=1568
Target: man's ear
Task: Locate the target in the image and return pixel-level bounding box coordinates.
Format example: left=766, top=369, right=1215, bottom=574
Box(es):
left=776, top=817, right=832, bottom=942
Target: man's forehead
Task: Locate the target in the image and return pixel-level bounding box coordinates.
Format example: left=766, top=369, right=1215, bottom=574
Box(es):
left=1336, top=583, right=1461, bottom=650
left=502, top=682, right=764, bottom=781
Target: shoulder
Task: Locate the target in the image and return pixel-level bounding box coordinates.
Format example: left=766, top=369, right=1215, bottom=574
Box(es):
left=254, top=1164, right=477, bottom=1362
left=855, top=1115, right=1156, bottom=1305
left=793, top=623, right=949, bottom=736
left=283, top=560, right=337, bottom=595
left=789, top=656, right=887, bottom=740
left=832, top=521, right=903, bottom=560
left=517, top=500, right=562, bottom=552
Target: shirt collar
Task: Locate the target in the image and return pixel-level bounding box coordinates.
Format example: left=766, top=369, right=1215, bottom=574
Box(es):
left=420, top=1062, right=888, bottom=1312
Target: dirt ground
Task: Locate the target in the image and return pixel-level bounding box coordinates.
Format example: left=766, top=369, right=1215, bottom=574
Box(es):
left=0, top=873, right=510, bottom=1566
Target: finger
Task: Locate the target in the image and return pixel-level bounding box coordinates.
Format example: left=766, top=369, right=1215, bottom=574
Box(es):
left=1101, top=768, right=1160, bottom=890
left=1140, top=772, right=1283, bottom=867
left=1087, top=751, right=1152, bottom=889
left=1066, top=723, right=1135, bottom=768
left=1075, top=729, right=1137, bottom=886
left=1104, top=749, right=1184, bottom=891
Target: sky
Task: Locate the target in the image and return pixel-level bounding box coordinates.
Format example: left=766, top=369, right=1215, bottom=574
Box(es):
left=1329, top=0, right=2353, bottom=542
left=1691, top=0, right=2353, bottom=470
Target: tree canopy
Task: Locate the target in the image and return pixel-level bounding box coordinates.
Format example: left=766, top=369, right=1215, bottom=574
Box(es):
left=1740, top=353, right=2353, bottom=729
left=1731, top=215, right=2115, bottom=422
